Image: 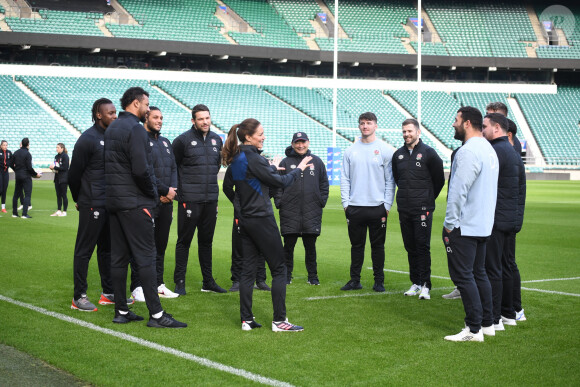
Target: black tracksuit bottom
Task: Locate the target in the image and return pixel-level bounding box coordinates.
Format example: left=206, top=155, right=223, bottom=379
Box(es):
left=283, top=234, right=318, bottom=281
left=0, top=170, right=8, bottom=204
left=345, top=204, right=387, bottom=283
left=55, top=181, right=68, bottom=211
left=239, top=216, right=287, bottom=322
left=503, top=232, right=521, bottom=316
left=110, top=208, right=162, bottom=315
left=73, top=208, right=114, bottom=300
left=12, top=177, right=31, bottom=216
left=130, top=202, right=174, bottom=290
left=443, top=227, right=493, bottom=332
left=399, top=211, right=433, bottom=289
left=174, top=201, right=218, bottom=286
left=230, top=217, right=266, bottom=283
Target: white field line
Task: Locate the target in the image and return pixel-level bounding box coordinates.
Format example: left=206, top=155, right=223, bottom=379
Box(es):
left=381, top=268, right=451, bottom=280
left=304, top=287, right=453, bottom=301
left=0, top=295, right=294, bottom=387
left=521, top=277, right=580, bottom=283
left=520, top=287, right=580, bottom=297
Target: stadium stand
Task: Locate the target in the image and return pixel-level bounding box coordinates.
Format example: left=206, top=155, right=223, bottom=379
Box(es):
left=0, top=75, right=77, bottom=167
left=535, top=4, right=580, bottom=60
left=515, top=86, right=580, bottom=165
left=18, top=76, right=191, bottom=140
left=152, top=80, right=351, bottom=157
left=4, top=9, right=105, bottom=36
left=106, top=0, right=229, bottom=44
left=410, top=42, right=449, bottom=56
left=269, top=0, right=322, bottom=35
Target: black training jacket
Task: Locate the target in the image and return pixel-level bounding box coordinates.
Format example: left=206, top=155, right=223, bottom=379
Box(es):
left=10, top=148, right=36, bottom=180
left=230, top=145, right=301, bottom=218
left=490, top=136, right=526, bottom=233
left=0, top=148, right=12, bottom=172
left=274, top=146, right=329, bottom=235
left=148, top=130, right=177, bottom=198
left=172, top=127, right=222, bottom=203
left=53, top=152, right=69, bottom=184
left=392, top=139, right=445, bottom=216
left=68, top=124, right=107, bottom=208
left=223, top=165, right=241, bottom=218
left=104, top=112, right=158, bottom=212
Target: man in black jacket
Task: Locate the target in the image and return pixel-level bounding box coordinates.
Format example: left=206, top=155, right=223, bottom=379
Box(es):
left=130, top=106, right=180, bottom=301
left=10, top=138, right=41, bottom=219
left=392, top=119, right=444, bottom=300
left=274, top=132, right=329, bottom=285
left=172, top=104, right=225, bottom=294
left=1, top=140, right=13, bottom=213
left=69, top=98, right=117, bottom=311
left=482, top=113, right=526, bottom=331
left=105, top=87, right=185, bottom=328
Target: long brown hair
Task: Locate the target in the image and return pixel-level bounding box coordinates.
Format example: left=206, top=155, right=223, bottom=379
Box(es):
left=221, top=118, right=261, bottom=166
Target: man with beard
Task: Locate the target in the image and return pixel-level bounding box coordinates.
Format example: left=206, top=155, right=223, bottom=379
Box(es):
left=172, top=104, right=225, bottom=295
left=443, top=106, right=497, bottom=342
left=105, top=87, right=186, bottom=328
left=130, top=107, right=180, bottom=301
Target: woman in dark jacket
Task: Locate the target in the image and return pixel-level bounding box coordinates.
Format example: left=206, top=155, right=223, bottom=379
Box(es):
left=50, top=143, right=69, bottom=216
left=274, top=133, right=329, bottom=285
left=222, top=118, right=312, bottom=332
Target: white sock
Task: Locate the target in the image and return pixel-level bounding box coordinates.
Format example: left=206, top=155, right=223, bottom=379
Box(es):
left=152, top=311, right=163, bottom=319
left=1, top=204, right=4, bottom=209
left=118, top=310, right=128, bottom=315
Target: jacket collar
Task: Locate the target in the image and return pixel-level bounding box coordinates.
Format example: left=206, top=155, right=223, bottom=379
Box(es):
left=148, top=130, right=160, bottom=140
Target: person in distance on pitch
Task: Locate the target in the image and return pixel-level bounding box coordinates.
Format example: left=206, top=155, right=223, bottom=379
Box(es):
left=0, top=140, right=13, bottom=214
left=49, top=143, right=69, bottom=217
left=10, top=138, right=41, bottom=219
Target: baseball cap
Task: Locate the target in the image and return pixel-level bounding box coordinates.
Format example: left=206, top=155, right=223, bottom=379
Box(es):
left=292, top=132, right=309, bottom=143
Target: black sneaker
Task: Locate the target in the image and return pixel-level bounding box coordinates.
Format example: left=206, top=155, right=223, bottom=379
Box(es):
left=147, top=312, right=187, bottom=328
left=254, top=281, right=271, bottom=291
left=21, top=215, right=32, bottom=219
left=307, top=278, right=320, bottom=286
left=340, top=280, right=362, bottom=291
left=373, top=282, right=385, bottom=292
left=174, top=280, right=186, bottom=295
left=113, top=310, right=144, bottom=324
left=201, top=281, right=227, bottom=293
left=241, top=320, right=262, bottom=331
left=229, top=281, right=240, bottom=292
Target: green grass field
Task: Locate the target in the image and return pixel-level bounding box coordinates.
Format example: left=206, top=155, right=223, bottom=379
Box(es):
left=1, top=180, right=579, bottom=386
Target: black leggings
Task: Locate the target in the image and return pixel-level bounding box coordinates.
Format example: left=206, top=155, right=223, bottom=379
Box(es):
left=55, top=181, right=68, bottom=211
left=0, top=170, right=8, bottom=205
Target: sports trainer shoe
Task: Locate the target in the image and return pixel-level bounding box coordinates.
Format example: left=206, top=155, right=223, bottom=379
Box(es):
left=99, top=293, right=115, bottom=305
left=481, top=325, right=495, bottom=336
left=158, top=284, right=179, bottom=298
left=21, top=215, right=32, bottom=219
left=307, top=278, right=320, bottom=286
left=340, top=280, right=362, bottom=291
left=174, top=280, right=186, bottom=295
left=12, top=214, right=18, bottom=218
left=404, top=284, right=422, bottom=296
left=71, top=295, right=97, bottom=312
left=418, top=285, right=431, bottom=300
left=516, top=309, right=526, bottom=321
left=201, top=281, right=227, bottom=293
left=59, top=211, right=67, bottom=217
left=131, top=286, right=145, bottom=302
left=229, top=281, right=240, bottom=292
left=442, top=288, right=461, bottom=299
left=494, top=320, right=505, bottom=331
left=254, top=281, right=271, bottom=291
left=373, top=281, right=385, bottom=292
left=242, top=320, right=262, bottom=331
left=444, top=327, right=484, bottom=342
left=501, top=315, right=517, bottom=326
left=112, top=310, right=144, bottom=324
left=272, top=319, right=304, bottom=332
left=50, top=210, right=62, bottom=217
left=17, top=205, right=23, bottom=210
left=147, top=312, right=187, bottom=328
left=1, top=208, right=6, bottom=213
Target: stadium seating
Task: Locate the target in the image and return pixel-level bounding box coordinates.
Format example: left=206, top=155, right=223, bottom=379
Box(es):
left=0, top=75, right=77, bottom=167
left=535, top=4, right=580, bottom=59
left=19, top=76, right=191, bottom=141
left=269, top=0, right=322, bottom=35
left=410, top=42, right=449, bottom=56
left=515, top=86, right=580, bottom=165
left=107, top=0, right=229, bottom=44
left=4, top=9, right=105, bottom=36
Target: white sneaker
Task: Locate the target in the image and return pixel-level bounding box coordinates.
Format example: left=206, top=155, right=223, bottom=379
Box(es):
left=131, top=286, right=145, bottom=302
left=404, top=284, right=422, bottom=296
left=50, top=210, right=62, bottom=216
left=516, top=309, right=526, bottom=321
left=501, top=315, right=517, bottom=326
left=17, top=205, right=23, bottom=210
left=481, top=325, right=495, bottom=336
left=418, top=285, right=431, bottom=300
left=444, top=327, right=484, bottom=342
left=59, top=211, right=67, bottom=217
left=494, top=320, right=505, bottom=331
left=442, top=288, right=461, bottom=299
left=158, top=284, right=179, bottom=298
